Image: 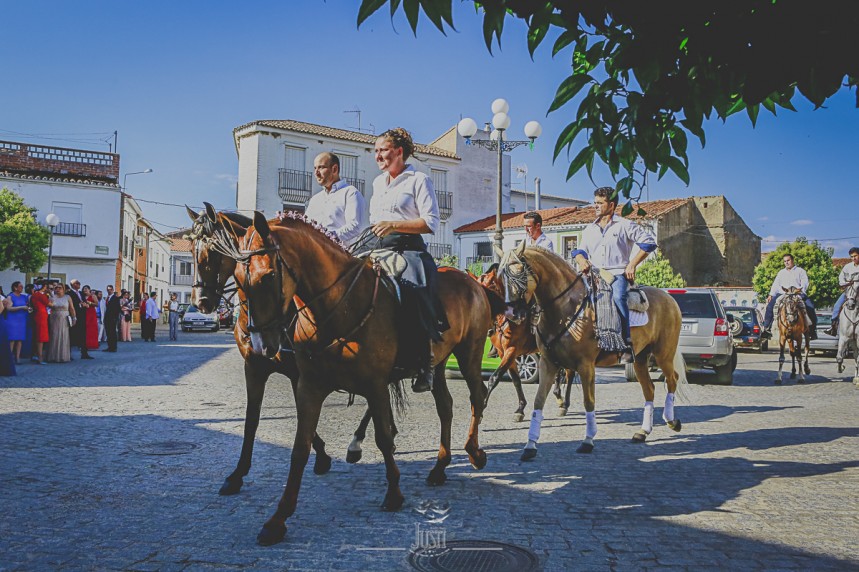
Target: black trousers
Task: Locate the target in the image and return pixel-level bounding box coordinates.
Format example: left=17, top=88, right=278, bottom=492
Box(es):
left=105, top=318, right=118, bottom=350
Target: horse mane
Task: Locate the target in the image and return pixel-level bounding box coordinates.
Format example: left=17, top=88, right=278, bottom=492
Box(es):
left=276, top=210, right=349, bottom=254
left=221, top=211, right=254, bottom=228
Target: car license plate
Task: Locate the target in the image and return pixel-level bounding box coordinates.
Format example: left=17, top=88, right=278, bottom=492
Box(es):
left=681, top=323, right=692, bottom=332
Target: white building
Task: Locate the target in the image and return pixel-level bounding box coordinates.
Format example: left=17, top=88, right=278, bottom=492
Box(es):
left=232, top=120, right=584, bottom=266
left=0, top=140, right=121, bottom=290
left=166, top=232, right=195, bottom=304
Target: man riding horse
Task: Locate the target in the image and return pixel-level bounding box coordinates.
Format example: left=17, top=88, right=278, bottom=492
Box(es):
left=762, top=253, right=817, bottom=340
left=825, top=247, right=859, bottom=336
left=570, top=186, right=657, bottom=364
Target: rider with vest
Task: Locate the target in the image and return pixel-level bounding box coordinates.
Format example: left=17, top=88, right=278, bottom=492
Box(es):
left=761, top=253, right=817, bottom=340
left=570, top=187, right=657, bottom=364
left=370, top=128, right=447, bottom=393
left=825, top=247, right=859, bottom=336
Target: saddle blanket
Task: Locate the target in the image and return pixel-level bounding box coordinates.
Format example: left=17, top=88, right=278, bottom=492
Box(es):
left=630, top=310, right=649, bottom=327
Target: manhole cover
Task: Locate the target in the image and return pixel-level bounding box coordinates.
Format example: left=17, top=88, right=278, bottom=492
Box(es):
left=136, top=441, right=199, bottom=456
left=408, top=540, right=539, bottom=572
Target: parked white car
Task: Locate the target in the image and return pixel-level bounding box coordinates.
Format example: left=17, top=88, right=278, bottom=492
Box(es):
left=181, top=305, right=219, bottom=332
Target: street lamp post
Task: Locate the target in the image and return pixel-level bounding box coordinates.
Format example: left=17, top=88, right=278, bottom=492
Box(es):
left=45, top=213, right=60, bottom=283
left=123, top=168, right=153, bottom=192
left=457, top=99, right=541, bottom=261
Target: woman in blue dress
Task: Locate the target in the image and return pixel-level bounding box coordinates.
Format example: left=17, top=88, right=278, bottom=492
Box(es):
left=5, top=281, right=29, bottom=365
left=0, top=292, right=16, bottom=376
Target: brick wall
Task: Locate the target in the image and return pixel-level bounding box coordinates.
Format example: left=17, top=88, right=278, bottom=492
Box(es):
left=0, top=140, right=119, bottom=183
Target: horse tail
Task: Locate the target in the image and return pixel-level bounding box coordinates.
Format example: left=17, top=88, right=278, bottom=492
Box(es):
left=671, top=346, right=691, bottom=403
left=388, top=379, right=407, bottom=421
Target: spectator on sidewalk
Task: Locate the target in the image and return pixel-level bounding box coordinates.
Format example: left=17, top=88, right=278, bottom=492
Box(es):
left=144, top=292, right=161, bottom=342
left=167, top=293, right=180, bottom=341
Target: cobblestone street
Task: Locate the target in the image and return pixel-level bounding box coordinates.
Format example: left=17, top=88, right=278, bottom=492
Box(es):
left=1, top=326, right=857, bottom=571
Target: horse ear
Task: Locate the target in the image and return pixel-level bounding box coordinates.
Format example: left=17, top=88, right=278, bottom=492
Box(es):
left=186, top=205, right=199, bottom=222
left=253, top=211, right=270, bottom=241
left=204, top=202, right=217, bottom=220
left=515, top=241, right=526, bottom=257
left=494, top=245, right=504, bottom=259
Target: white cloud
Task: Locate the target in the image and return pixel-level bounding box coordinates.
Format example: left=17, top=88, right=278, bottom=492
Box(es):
left=791, top=219, right=814, bottom=226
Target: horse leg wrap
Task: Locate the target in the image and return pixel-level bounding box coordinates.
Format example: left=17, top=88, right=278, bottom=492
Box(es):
left=585, top=411, right=597, bottom=440
left=527, top=410, right=544, bottom=443
left=642, top=401, right=654, bottom=433
left=662, top=393, right=675, bottom=423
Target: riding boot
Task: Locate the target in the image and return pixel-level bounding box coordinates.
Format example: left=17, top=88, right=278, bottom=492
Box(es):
left=619, top=338, right=634, bottom=364
left=825, top=319, right=838, bottom=337
left=411, top=348, right=435, bottom=393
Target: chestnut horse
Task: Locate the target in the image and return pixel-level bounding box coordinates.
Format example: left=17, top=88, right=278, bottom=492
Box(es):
left=233, top=211, right=493, bottom=545
left=478, top=263, right=575, bottom=421
left=497, top=243, right=686, bottom=459
left=775, top=286, right=811, bottom=384
left=185, top=206, right=334, bottom=495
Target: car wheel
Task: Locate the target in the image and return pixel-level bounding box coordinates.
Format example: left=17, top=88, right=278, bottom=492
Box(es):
left=625, top=363, right=637, bottom=382
left=729, top=319, right=743, bottom=336
left=515, top=354, right=539, bottom=384
left=713, top=351, right=737, bottom=385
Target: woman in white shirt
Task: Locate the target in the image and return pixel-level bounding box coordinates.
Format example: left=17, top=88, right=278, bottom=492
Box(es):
left=370, top=127, right=447, bottom=392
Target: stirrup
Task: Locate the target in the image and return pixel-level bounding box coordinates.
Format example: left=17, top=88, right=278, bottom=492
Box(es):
left=411, top=369, right=433, bottom=393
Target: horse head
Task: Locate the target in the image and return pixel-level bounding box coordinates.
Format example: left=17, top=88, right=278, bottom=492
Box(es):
left=186, top=202, right=246, bottom=314
left=845, top=276, right=859, bottom=311
left=497, top=242, right=537, bottom=323
left=235, top=211, right=294, bottom=358
left=780, top=286, right=805, bottom=325
left=477, top=263, right=502, bottom=297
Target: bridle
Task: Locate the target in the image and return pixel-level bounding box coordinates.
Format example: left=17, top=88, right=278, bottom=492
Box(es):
left=188, top=219, right=238, bottom=306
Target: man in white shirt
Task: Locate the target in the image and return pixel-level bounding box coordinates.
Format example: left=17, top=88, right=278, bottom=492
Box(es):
left=826, top=247, right=859, bottom=335
left=304, top=152, right=367, bottom=247
left=523, top=211, right=554, bottom=252
left=571, top=187, right=657, bottom=363
left=762, top=253, right=817, bottom=339
left=144, top=291, right=161, bottom=342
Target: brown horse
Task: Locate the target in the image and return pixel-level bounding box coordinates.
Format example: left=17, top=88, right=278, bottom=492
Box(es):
left=185, top=206, right=333, bottom=496
left=775, top=286, right=811, bottom=384
left=478, top=263, right=575, bottom=421
left=233, top=210, right=493, bottom=545
left=497, top=243, right=686, bottom=459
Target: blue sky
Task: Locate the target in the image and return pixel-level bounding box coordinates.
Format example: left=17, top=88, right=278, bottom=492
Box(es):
left=2, top=1, right=857, bottom=255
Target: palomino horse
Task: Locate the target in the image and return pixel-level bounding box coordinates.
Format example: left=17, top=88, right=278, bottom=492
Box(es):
left=775, top=286, right=811, bottom=384
left=478, top=263, right=575, bottom=421
left=497, top=243, right=686, bottom=459
left=233, top=211, right=493, bottom=545
left=835, top=276, right=859, bottom=385
left=185, top=206, right=334, bottom=495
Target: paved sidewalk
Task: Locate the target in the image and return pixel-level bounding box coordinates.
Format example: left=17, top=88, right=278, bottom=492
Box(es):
left=1, top=331, right=857, bottom=571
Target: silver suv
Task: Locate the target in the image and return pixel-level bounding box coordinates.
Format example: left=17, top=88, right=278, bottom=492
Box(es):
left=666, top=288, right=737, bottom=384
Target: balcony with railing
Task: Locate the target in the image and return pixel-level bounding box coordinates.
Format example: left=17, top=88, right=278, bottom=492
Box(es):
left=436, top=190, right=453, bottom=220
left=172, top=274, right=194, bottom=286
left=278, top=169, right=313, bottom=205
left=53, top=222, right=87, bottom=237
left=344, top=177, right=366, bottom=195
left=427, top=242, right=452, bottom=260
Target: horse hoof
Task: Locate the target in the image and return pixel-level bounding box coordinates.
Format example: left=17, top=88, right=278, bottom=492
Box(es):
left=345, top=449, right=362, bottom=464
left=797, top=378, right=805, bottom=384
left=513, top=413, right=524, bottom=423
left=426, top=471, right=447, bottom=487
left=520, top=448, right=537, bottom=461
left=558, top=407, right=568, bottom=417
left=257, top=522, right=287, bottom=546
left=218, top=477, right=243, bottom=496
left=576, top=442, right=594, bottom=454
left=469, top=449, right=487, bottom=470
left=774, top=379, right=782, bottom=385
left=631, top=431, right=648, bottom=443
left=790, top=373, right=796, bottom=380
left=381, top=493, right=404, bottom=512
left=667, top=418, right=682, bottom=432
left=314, top=454, right=332, bottom=475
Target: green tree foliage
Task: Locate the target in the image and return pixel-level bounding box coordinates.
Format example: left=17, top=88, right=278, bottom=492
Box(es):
left=0, top=188, right=50, bottom=273
left=752, top=237, right=840, bottom=308
left=436, top=253, right=459, bottom=267
left=358, top=1, right=857, bottom=211
left=635, top=250, right=685, bottom=288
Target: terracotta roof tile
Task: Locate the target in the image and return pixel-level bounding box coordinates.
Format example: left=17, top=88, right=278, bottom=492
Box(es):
left=0, top=169, right=119, bottom=188
left=453, top=198, right=690, bottom=234
left=235, top=120, right=459, bottom=160
left=169, top=237, right=193, bottom=252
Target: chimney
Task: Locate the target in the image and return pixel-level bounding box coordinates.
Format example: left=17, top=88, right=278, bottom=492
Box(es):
left=534, top=177, right=542, bottom=211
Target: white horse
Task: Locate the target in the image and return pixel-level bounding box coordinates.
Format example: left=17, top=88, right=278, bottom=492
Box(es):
left=835, top=277, right=859, bottom=386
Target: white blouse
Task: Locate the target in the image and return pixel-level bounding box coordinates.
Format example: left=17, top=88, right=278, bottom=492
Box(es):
left=369, top=165, right=439, bottom=234
left=304, top=179, right=367, bottom=246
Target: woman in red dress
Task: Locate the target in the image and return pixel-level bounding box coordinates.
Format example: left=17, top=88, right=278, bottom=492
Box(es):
left=30, top=283, right=52, bottom=363
left=83, top=285, right=100, bottom=350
